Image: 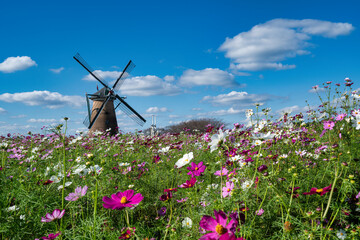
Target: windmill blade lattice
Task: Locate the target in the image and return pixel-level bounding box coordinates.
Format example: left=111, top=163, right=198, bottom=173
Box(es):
left=114, top=95, right=146, bottom=126
left=73, top=53, right=111, bottom=89
left=112, top=60, right=136, bottom=91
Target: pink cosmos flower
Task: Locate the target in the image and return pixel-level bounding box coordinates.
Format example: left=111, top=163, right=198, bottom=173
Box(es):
left=222, top=182, right=234, bottom=198
left=41, top=209, right=65, bottom=223
left=335, top=113, right=347, bottom=121
left=214, top=167, right=229, bottom=176
left=102, top=189, right=143, bottom=210
left=179, top=177, right=197, bottom=188
left=323, top=121, right=335, bottom=130
left=187, top=161, right=206, bottom=177
left=199, top=210, right=238, bottom=240
left=65, top=185, right=88, bottom=201
left=40, top=232, right=61, bottom=240
left=256, top=209, right=264, bottom=216
left=356, top=191, right=360, bottom=199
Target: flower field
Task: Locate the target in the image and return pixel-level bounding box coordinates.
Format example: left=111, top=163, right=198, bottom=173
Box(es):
left=2, top=80, right=360, bottom=239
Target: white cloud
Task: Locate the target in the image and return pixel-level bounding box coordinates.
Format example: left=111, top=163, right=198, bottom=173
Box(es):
left=0, top=91, right=84, bottom=109
left=308, top=87, right=326, bottom=93
left=120, top=75, right=181, bottom=96
left=0, top=56, right=37, bottom=73
left=10, top=114, right=26, bottom=118
left=27, top=118, right=58, bottom=123
left=276, top=105, right=312, bottom=115
left=164, top=75, right=175, bottom=82
left=202, top=91, right=276, bottom=107
left=0, top=107, right=6, bottom=114
left=82, top=70, right=121, bottom=81
left=192, top=108, right=201, bottom=111
left=179, top=68, right=239, bottom=87
left=197, top=107, right=243, bottom=116
left=50, top=67, right=64, bottom=74
left=219, top=19, right=354, bottom=71
left=146, top=107, right=168, bottom=113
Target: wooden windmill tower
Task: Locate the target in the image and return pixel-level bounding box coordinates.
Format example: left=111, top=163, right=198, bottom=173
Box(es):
left=73, top=53, right=146, bottom=135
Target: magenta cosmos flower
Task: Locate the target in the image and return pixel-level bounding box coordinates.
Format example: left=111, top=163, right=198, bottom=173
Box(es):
left=40, top=232, right=61, bottom=240
left=103, top=189, right=144, bottom=210
left=199, top=210, right=239, bottom=240
left=179, top=177, right=197, bottom=188
left=65, top=185, right=88, bottom=201
left=303, top=184, right=332, bottom=196
left=187, top=161, right=206, bottom=177
left=41, top=209, right=65, bottom=222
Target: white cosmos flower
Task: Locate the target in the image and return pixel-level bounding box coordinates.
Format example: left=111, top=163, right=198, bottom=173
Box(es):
left=89, top=165, right=103, bottom=174
left=58, top=181, right=72, bottom=190
left=241, top=180, right=253, bottom=191
left=73, top=164, right=87, bottom=175
left=253, top=140, right=262, bottom=146
left=336, top=229, right=346, bottom=240
left=50, top=175, right=61, bottom=183
left=7, top=205, right=19, bottom=212
left=182, top=217, right=193, bottom=228
left=158, top=146, right=170, bottom=153
left=175, top=152, right=194, bottom=168
left=209, top=129, right=227, bottom=153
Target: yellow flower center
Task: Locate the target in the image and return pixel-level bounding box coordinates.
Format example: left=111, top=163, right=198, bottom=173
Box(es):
left=316, top=188, right=323, bottom=193
left=120, top=196, right=128, bottom=204
left=215, top=224, right=227, bottom=235
left=227, top=188, right=231, bottom=192
left=195, top=167, right=199, bottom=170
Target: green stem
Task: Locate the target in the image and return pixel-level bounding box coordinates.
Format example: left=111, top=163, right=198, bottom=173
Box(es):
left=93, top=177, right=98, bottom=240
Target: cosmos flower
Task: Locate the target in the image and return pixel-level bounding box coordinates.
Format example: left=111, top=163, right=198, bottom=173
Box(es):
left=158, top=207, right=167, bottom=216
left=199, top=210, right=238, bottom=240
left=102, top=190, right=144, bottom=210
left=40, top=232, right=61, bottom=240
left=65, top=185, right=88, bottom=201
left=187, top=161, right=206, bottom=177
left=303, top=184, right=332, bottom=196
left=179, top=177, right=197, bottom=188
left=222, top=182, right=234, bottom=198
left=41, top=209, right=65, bottom=222
left=255, top=209, right=264, bottom=216
left=182, top=217, right=193, bottom=228
left=323, top=121, right=335, bottom=130
left=214, top=167, right=229, bottom=176
left=209, top=129, right=227, bottom=152
left=175, top=152, right=194, bottom=168
left=159, top=192, right=173, bottom=201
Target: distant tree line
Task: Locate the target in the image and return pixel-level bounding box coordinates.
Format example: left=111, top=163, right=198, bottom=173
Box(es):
left=142, top=118, right=227, bottom=135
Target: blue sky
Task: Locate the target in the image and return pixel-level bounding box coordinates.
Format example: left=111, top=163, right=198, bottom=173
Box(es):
left=0, top=0, right=359, bottom=134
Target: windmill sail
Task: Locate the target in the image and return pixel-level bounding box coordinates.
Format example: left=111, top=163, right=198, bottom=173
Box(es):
left=74, top=53, right=146, bottom=134
left=114, top=95, right=146, bottom=126
left=113, top=60, right=136, bottom=91
left=73, top=53, right=110, bottom=89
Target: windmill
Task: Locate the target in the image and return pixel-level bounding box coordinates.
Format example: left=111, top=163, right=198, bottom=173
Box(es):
left=73, top=53, right=146, bottom=135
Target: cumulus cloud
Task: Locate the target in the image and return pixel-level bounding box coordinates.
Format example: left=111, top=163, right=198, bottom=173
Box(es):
left=82, top=70, right=121, bottom=81
left=276, top=105, right=313, bottom=115
left=120, top=75, right=181, bottom=96
left=0, top=56, right=37, bottom=73
left=0, top=107, right=6, bottom=114
left=179, top=68, right=240, bottom=87
left=202, top=91, right=277, bottom=107
left=27, top=118, right=58, bottom=123
left=219, top=19, right=354, bottom=71
left=50, top=67, right=64, bottom=74
left=164, top=75, right=175, bottom=82
left=197, top=107, right=243, bottom=116
left=0, top=91, right=84, bottom=109
left=146, top=107, right=168, bottom=113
